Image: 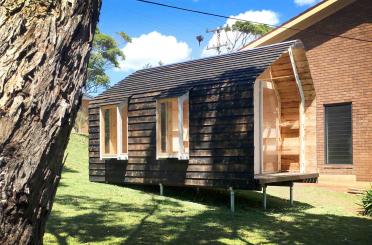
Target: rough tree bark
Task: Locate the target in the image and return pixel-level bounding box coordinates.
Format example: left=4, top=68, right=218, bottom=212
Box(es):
left=0, top=0, right=101, bottom=244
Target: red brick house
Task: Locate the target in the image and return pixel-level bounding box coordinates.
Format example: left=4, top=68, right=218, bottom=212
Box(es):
left=243, top=0, right=372, bottom=181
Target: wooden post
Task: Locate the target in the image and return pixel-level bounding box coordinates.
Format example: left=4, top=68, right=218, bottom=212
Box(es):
left=289, top=47, right=306, bottom=173
left=159, top=183, right=164, bottom=196
left=229, top=187, right=235, bottom=212
left=263, top=185, right=267, bottom=210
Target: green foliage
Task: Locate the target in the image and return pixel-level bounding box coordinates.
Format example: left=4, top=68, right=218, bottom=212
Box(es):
left=117, top=31, right=132, bottom=43
left=86, top=28, right=130, bottom=94
left=230, top=21, right=272, bottom=36
left=220, top=21, right=273, bottom=52
left=361, top=188, right=372, bottom=216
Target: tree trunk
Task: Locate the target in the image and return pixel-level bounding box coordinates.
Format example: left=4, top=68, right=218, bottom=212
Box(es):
left=0, top=0, right=101, bottom=244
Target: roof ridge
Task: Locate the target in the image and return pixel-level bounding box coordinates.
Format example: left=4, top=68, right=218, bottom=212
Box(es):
left=133, top=40, right=298, bottom=75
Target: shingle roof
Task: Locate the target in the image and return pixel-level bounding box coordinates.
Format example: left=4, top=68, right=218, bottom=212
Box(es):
left=91, top=40, right=302, bottom=105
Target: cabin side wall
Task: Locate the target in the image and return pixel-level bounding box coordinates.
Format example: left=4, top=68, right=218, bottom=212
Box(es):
left=88, top=82, right=257, bottom=189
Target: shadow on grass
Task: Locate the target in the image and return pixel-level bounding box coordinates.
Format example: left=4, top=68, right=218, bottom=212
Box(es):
left=46, top=186, right=372, bottom=245
left=61, top=166, right=79, bottom=174
left=124, top=184, right=309, bottom=212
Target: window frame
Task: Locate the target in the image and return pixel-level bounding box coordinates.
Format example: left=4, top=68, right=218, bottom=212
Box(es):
left=156, top=93, right=189, bottom=160
left=324, top=102, right=352, bottom=165
left=99, top=101, right=129, bottom=160
left=117, top=103, right=129, bottom=160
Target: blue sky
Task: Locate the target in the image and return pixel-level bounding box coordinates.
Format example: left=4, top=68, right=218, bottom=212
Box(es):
left=98, top=0, right=320, bottom=91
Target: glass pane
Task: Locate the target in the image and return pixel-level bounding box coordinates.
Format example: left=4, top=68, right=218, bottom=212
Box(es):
left=262, top=81, right=279, bottom=173
left=183, top=99, right=189, bottom=153
left=103, top=107, right=117, bottom=155
left=160, top=103, right=167, bottom=153
left=110, top=108, right=118, bottom=154
left=171, top=99, right=179, bottom=153
left=104, top=109, right=110, bottom=154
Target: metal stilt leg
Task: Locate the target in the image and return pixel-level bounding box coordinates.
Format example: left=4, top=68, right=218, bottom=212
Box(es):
left=159, top=183, right=164, bottom=196
left=289, top=183, right=294, bottom=206
left=263, top=185, right=267, bottom=210
left=229, top=187, right=235, bottom=212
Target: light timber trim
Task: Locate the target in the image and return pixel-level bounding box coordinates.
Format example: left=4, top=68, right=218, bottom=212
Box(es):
left=178, top=92, right=189, bottom=160
left=254, top=67, right=282, bottom=174
left=156, top=93, right=189, bottom=160
left=288, top=47, right=305, bottom=173
left=272, top=78, right=282, bottom=172
left=99, top=104, right=117, bottom=159
left=254, top=79, right=262, bottom=174
left=99, top=101, right=129, bottom=160
left=117, top=102, right=129, bottom=160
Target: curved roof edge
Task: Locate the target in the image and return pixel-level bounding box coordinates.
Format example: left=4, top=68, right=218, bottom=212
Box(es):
left=91, top=40, right=304, bottom=105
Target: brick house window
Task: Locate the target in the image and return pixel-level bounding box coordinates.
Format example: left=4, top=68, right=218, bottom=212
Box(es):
left=324, top=103, right=352, bottom=164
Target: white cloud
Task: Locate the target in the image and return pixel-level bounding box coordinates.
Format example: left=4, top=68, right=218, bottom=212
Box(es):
left=294, top=0, right=319, bottom=6
left=119, top=31, right=191, bottom=72
left=201, top=10, right=280, bottom=57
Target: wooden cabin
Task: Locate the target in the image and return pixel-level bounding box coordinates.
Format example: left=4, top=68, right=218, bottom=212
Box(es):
left=242, top=0, right=372, bottom=182
left=88, top=40, right=318, bottom=196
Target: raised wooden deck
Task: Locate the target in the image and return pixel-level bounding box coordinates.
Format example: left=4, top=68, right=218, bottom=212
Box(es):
left=254, top=172, right=319, bottom=210
left=254, top=172, right=319, bottom=185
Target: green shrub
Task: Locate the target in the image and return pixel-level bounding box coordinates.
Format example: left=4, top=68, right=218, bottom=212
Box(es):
left=361, top=188, right=372, bottom=216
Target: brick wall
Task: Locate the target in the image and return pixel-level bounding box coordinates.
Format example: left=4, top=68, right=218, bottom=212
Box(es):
left=289, top=0, right=372, bottom=181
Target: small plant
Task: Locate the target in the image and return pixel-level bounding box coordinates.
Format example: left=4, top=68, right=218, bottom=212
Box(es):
left=361, top=187, right=372, bottom=216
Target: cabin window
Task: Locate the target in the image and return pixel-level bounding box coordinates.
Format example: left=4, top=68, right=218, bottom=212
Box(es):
left=100, top=103, right=128, bottom=160
left=156, top=93, right=189, bottom=159
left=324, top=103, right=352, bottom=164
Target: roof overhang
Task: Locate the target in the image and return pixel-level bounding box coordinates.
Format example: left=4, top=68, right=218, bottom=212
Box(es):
left=242, top=0, right=356, bottom=50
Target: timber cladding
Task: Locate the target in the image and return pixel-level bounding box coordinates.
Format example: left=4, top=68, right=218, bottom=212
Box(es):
left=89, top=83, right=255, bottom=188
left=88, top=41, right=310, bottom=189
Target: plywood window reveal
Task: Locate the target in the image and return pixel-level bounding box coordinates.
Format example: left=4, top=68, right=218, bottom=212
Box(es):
left=100, top=102, right=129, bottom=160
left=156, top=93, right=189, bottom=159
left=254, top=68, right=282, bottom=175
left=262, top=80, right=281, bottom=173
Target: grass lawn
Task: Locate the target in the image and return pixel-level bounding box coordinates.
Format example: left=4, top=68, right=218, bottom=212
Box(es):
left=44, top=134, right=372, bottom=244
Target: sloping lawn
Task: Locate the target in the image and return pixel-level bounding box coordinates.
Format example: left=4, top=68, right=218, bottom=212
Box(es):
left=44, top=134, right=372, bottom=244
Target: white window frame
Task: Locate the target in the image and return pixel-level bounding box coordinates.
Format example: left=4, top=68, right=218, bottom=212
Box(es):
left=117, top=102, right=129, bottom=160
left=156, top=93, right=189, bottom=160
left=99, top=101, right=129, bottom=160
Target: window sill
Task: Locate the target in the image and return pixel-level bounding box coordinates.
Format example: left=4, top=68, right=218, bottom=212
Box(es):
left=118, top=154, right=128, bottom=160
left=323, top=164, right=353, bottom=169
left=101, top=154, right=128, bottom=160
left=157, top=153, right=189, bottom=160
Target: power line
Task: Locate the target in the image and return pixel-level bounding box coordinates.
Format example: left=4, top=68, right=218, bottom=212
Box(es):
left=136, top=0, right=372, bottom=44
